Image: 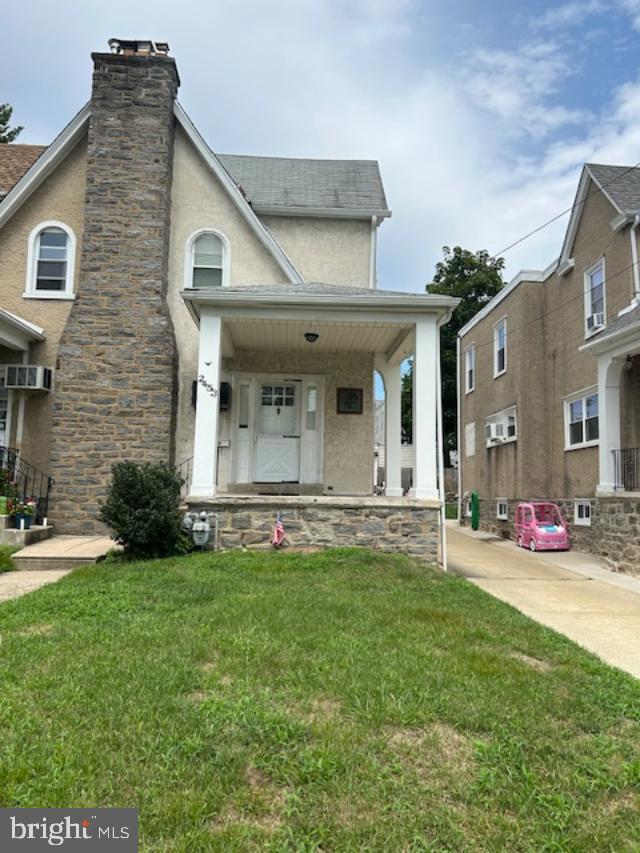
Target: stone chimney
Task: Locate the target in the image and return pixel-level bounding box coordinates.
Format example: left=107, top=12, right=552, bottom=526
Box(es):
left=49, top=40, right=180, bottom=533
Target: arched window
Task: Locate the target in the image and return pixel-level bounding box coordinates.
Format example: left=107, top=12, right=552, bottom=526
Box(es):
left=25, top=221, right=76, bottom=299
left=186, top=230, right=229, bottom=289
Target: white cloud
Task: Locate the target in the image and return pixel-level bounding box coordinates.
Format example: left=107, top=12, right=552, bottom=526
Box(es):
left=534, top=0, right=607, bottom=30
left=464, top=41, right=588, bottom=137
left=618, top=0, right=640, bottom=29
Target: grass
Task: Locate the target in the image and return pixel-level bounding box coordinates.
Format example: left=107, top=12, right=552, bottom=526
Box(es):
left=0, top=548, right=638, bottom=852
left=0, top=544, right=18, bottom=573
left=445, top=503, right=458, bottom=520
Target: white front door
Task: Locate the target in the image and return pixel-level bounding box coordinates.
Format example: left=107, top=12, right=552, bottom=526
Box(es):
left=255, top=381, right=300, bottom=482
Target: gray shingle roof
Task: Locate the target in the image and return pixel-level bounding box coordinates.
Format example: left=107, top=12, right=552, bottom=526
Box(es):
left=218, top=154, right=389, bottom=215
left=587, top=164, right=640, bottom=213
left=207, top=282, right=420, bottom=298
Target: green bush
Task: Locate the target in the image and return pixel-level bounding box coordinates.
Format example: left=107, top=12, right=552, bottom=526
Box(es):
left=99, top=461, right=188, bottom=559
left=0, top=544, right=17, bottom=573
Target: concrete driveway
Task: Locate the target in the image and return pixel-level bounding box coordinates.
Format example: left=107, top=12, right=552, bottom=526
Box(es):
left=447, top=523, right=640, bottom=679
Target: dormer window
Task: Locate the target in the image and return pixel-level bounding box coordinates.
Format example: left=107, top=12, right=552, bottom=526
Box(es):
left=24, top=221, right=76, bottom=299
left=187, top=230, right=230, bottom=288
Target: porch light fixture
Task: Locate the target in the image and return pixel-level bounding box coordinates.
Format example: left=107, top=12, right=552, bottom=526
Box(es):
left=304, top=332, right=319, bottom=343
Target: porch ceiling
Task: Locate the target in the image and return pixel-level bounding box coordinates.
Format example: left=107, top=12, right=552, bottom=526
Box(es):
left=223, top=318, right=414, bottom=355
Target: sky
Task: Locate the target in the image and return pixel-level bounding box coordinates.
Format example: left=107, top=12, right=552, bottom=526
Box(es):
left=4, top=0, right=640, bottom=292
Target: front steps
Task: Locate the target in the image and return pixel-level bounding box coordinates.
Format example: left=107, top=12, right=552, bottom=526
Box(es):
left=0, top=515, right=54, bottom=548
left=12, top=535, right=117, bottom=572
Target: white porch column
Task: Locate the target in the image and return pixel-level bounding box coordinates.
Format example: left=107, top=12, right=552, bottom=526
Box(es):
left=374, top=356, right=402, bottom=496
left=413, top=317, right=439, bottom=500
left=190, top=308, right=222, bottom=497
left=384, top=362, right=403, bottom=497
left=597, top=353, right=624, bottom=494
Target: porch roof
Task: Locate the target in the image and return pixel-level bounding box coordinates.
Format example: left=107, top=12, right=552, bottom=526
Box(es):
left=182, top=282, right=459, bottom=318
left=580, top=302, right=640, bottom=355
left=0, top=308, right=45, bottom=351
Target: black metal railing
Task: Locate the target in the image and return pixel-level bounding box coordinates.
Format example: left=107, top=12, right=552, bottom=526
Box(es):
left=612, top=447, right=640, bottom=491
left=0, top=446, right=54, bottom=524
left=176, top=456, right=193, bottom=499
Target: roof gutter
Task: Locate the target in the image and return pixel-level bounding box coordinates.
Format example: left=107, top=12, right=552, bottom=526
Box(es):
left=253, top=204, right=392, bottom=220
left=181, top=288, right=459, bottom=314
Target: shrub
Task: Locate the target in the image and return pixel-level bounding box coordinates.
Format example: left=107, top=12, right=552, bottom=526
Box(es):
left=99, top=461, right=188, bottom=559
left=0, top=545, right=17, bottom=573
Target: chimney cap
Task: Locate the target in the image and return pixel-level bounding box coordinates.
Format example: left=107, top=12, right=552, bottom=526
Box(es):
left=107, top=38, right=170, bottom=57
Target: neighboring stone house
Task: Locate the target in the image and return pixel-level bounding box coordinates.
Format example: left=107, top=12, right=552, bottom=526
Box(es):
left=458, top=163, right=640, bottom=575
left=0, top=39, right=457, bottom=559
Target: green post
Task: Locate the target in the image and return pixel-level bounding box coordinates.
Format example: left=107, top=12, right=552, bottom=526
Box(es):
left=471, top=490, right=480, bottom=531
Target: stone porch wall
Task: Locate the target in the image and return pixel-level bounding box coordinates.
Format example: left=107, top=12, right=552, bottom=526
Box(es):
left=467, top=496, right=640, bottom=576
left=188, top=496, right=440, bottom=563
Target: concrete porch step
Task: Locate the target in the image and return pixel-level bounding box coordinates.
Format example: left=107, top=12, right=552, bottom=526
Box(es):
left=12, top=535, right=117, bottom=572
left=0, top=524, right=54, bottom=548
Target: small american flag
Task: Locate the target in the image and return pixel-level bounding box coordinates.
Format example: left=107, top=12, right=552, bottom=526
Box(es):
left=272, top=513, right=285, bottom=548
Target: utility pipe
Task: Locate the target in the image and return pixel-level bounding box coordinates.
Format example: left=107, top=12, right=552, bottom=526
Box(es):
left=631, top=213, right=640, bottom=303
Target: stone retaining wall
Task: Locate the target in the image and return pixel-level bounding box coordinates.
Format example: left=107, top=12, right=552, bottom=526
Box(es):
left=188, top=497, right=441, bottom=563
left=467, top=495, right=640, bottom=576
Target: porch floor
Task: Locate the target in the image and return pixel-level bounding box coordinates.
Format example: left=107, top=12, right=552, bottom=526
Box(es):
left=188, top=493, right=441, bottom=510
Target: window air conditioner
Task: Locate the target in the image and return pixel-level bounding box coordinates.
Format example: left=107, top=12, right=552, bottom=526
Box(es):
left=4, top=365, right=53, bottom=392
left=486, top=422, right=505, bottom=444
left=587, top=312, right=604, bottom=332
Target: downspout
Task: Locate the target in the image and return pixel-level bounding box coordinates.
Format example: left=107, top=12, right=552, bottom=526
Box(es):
left=631, top=213, right=640, bottom=304
left=436, top=316, right=448, bottom=572
left=456, top=332, right=462, bottom=526
left=368, top=216, right=378, bottom=289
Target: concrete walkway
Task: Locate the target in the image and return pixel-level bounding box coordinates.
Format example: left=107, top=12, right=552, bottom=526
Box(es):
left=447, top=523, right=640, bottom=679
left=0, top=569, right=70, bottom=603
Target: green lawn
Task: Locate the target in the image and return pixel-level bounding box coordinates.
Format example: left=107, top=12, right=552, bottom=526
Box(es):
left=0, top=548, right=638, bottom=852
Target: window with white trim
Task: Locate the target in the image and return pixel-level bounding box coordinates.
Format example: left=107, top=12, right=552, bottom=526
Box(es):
left=485, top=405, right=517, bottom=447
left=496, top=499, right=508, bottom=520
left=25, top=221, right=76, bottom=298
left=187, top=230, right=229, bottom=288
left=464, top=344, right=475, bottom=393
left=574, top=499, right=592, bottom=526
left=584, top=259, right=606, bottom=336
left=493, top=318, right=507, bottom=377
left=565, top=389, right=599, bottom=449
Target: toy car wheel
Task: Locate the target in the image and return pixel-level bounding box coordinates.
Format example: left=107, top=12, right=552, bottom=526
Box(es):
left=529, top=538, right=537, bottom=552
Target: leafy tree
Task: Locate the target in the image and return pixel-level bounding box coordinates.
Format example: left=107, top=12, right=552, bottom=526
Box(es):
left=0, top=104, right=23, bottom=143
left=404, top=246, right=505, bottom=460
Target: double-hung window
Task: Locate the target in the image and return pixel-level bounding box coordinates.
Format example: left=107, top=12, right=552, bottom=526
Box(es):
left=565, top=389, right=599, bottom=449
left=464, top=344, right=475, bottom=393
left=584, top=259, right=606, bottom=336
left=186, top=230, right=230, bottom=289
left=25, top=221, right=76, bottom=299
left=493, top=318, right=507, bottom=377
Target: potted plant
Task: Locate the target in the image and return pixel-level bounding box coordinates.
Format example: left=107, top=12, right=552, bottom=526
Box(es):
left=11, top=499, right=37, bottom=530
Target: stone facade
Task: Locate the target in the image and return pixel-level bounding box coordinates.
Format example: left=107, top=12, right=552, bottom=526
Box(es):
left=189, top=496, right=440, bottom=562
left=48, top=52, right=180, bottom=532
left=468, top=495, right=640, bottom=577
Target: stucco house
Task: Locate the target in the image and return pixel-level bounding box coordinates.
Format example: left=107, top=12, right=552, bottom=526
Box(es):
left=0, top=39, right=457, bottom=559
left=458, top=162, right=640, bottom=574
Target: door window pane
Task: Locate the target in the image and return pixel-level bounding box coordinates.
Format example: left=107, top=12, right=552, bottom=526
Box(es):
left=306, top=385, right=317, bottom=430
left=238, top=384, right=249, bottom=429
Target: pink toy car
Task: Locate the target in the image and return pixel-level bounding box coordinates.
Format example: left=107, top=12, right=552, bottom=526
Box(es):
left=514, top=502, right=570, bottom=552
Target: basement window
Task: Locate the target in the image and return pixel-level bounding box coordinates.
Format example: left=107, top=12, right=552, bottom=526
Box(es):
left=496, top=499, right=508, bottom=520
left=574, top=499, right=592, bottom=526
